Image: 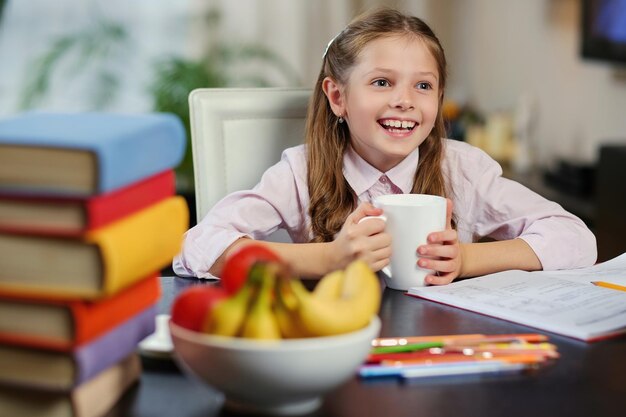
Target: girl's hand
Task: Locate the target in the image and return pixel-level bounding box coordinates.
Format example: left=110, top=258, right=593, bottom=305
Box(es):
left=330, top=202, right=391, bottom=272
left=417, top=199, right=462, bottom=285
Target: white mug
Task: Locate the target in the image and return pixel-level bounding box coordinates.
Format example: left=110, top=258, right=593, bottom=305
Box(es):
left=362, top=194, right=447, bottom=291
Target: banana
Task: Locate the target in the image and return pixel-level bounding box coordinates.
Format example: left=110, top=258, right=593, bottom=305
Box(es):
left=202, top=266, right=263, bottom=337
left=274, top=278, right=310, bottom=338
left=289, top=260, right=381, bottom=337
left=312, top=269, right=344, bottom=301
left=341, top=260, right=381, bottom=305
left=240, top=265, right=282, bottom=339
left=202, top=284, right=254, bottom=336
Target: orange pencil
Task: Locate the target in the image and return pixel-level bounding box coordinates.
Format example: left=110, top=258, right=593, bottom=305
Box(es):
left=592, top=281, right=626, bottom=293
left=444, top=345, right=559, bottom=359
left=445, top=334, right=549, bottom=346
left=380, top=353, right=547, bottom=367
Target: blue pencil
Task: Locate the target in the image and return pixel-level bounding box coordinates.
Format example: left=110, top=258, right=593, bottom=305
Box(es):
left=400, top=362, right=527, bottom=380
left=359, top=360, right=526, bottom=379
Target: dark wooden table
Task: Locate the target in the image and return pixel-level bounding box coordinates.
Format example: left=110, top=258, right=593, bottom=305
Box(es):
left=110, top=275, right=626, bottom=417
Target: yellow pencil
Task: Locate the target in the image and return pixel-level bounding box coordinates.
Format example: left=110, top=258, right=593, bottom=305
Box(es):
left=592, top=281, right=626, bottom=293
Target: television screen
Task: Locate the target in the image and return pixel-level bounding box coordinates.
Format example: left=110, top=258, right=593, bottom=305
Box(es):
left=581, top=0, right=626, bottom=64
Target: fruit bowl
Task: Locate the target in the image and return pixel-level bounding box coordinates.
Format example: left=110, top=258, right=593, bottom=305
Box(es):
left=169, top=316, right=381, bottom=415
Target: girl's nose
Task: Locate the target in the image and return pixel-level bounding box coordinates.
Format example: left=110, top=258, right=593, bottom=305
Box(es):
left=390, top=88, right=415, bottom=111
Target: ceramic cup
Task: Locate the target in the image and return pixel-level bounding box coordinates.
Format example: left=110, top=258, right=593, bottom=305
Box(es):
left=362, top=194, right=447, bottom=291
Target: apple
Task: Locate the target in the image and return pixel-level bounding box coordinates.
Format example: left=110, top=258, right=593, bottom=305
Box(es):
left=170, top=285, right=228, bottom=332
left=220, top=244, right=281, bottom=294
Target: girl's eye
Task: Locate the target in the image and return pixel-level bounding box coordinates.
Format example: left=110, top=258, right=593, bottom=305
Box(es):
left=416, top=82, right=432, bottom=90
left=372, top=79, right=390, bottom=87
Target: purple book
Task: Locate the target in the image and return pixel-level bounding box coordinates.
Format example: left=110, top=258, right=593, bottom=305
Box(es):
left=74, top=304, right=156, bottom=384
left=0, top=304, right=156, bottom=391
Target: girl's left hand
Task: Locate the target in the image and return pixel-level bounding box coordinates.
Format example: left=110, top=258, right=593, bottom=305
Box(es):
left=417, top=199, right=462, bottom=285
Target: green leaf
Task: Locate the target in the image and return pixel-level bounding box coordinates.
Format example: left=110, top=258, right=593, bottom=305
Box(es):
left=19, top=15, right=129, bottom=110
left=19, top=36, right=79, bottom=109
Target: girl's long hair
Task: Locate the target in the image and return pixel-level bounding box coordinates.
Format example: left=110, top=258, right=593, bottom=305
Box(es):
left=306, top=7, right=449, bottom=243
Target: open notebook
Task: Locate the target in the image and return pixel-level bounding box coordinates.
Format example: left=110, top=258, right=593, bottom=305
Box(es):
left=408, top=253, right=626, bottom=342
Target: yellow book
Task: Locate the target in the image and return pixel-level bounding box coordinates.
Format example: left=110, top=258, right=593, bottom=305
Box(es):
left=0, top=196, right=188, bottom=299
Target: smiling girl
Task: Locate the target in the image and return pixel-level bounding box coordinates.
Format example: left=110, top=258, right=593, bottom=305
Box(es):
left=174, top=8, right=596, bottom=285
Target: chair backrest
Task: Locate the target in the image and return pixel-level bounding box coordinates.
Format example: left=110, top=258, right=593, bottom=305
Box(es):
left=188, top=88, right=311, bottom=223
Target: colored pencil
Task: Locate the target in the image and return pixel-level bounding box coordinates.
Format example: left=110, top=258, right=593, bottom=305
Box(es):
left=371, top=342, right=444, bottom=354
left=372, top=334, right=484, bottom=347
left=372, top=333, right=548, bottom=348
left=367, top=347, right=558, bottom=364
left=360, top=359, right=527, bottom=378
left=400, top=362, right=527, bottom=380
left=380, top=353, right=547, bottom=367
left=364, top=333, right=556, bottom=381
left=592, top=281, right=626, bottom=292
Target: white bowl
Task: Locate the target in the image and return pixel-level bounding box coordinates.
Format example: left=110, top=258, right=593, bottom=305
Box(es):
left=169, top=317, right=381, bottom=415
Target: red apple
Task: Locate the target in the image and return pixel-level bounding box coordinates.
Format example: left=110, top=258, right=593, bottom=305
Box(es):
left=170, top=285, right=228, bottom=332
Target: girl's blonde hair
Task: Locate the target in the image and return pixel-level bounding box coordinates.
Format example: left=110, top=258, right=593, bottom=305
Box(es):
left=306, top=7, right=449, bottom=243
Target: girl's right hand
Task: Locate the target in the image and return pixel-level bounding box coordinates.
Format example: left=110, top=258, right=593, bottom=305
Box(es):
left=329, top=202, right=392, bottom=272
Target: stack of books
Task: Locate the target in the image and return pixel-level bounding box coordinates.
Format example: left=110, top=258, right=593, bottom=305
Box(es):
left=0, top=112, right=188, bottom=417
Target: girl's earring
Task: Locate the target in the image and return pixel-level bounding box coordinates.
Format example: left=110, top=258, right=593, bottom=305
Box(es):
left=338, top=115, right=344, bottom=124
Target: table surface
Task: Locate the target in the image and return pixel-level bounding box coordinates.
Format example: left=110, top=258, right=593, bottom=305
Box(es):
left=109, top=275, right=626, bottom=417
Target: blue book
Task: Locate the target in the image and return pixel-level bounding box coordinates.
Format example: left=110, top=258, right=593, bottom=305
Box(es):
left=0, top=112, right=185, bottom=196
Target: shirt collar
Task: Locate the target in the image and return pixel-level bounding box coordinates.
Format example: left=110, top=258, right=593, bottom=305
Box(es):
left=343, top=145, right=419, bottom=195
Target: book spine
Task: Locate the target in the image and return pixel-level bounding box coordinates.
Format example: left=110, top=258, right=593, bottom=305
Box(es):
left=0, top=170, right=174, bottom=236
left=74, top=304, right=156, bottom=385
left=73, top=274, right=161, bottom=346
left=97, top=114, right=185, bottom=193
left=0, top=276, right=159, bottom=351
left=0, top=354, right=141, bottom=416
left=86, top=170, right=175, bottom=229
left=0, top=112, right=186, bottom=197
left=89, top=196, right=188, bottom=296
left=72, top=353, right=141, bottom=417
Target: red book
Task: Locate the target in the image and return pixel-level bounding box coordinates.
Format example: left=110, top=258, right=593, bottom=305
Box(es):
left=0, top=170, right=175, bottom=236
left=0, top=274, right=160, bottom=351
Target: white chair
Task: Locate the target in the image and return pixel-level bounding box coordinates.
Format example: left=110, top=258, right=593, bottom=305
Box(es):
left=188, top=88, right=311, bottom=233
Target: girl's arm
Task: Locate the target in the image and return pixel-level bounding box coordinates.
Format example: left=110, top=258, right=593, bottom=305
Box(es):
left=175, top=146, right=323, bottom=279
left=419, top=199, right=542, bottom=285
left=459, top=238, right=541, bottom=278
left=441, top=141, right=596, bottom=274
left=209, top=238, right=335, bottom=278
left=209, top=202, right=391, bottom=279
left=419, top=233, right=542, bottom=286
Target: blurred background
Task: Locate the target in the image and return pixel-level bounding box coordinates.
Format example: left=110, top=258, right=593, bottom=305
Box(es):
left=0, top=0, right=625, bottom=260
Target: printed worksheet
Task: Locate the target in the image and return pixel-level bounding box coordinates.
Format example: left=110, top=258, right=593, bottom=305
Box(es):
left=408, top=253, right=626, bottom=341
left=547, top=252, right=626, bottom=286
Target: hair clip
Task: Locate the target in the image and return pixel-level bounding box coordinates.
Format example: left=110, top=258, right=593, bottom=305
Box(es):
left=323, top=35, right=337, bottom=58
left=323, top=28, right=346, bottom=58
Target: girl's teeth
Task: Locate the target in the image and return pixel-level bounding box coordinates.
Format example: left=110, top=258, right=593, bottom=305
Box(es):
left=381, top=120, right=415, bottom=129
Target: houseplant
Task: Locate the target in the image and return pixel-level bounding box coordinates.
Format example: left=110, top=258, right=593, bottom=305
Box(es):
left=18, top=6, right=300, bottom=198
left=149, top=8, right=300, bottom=194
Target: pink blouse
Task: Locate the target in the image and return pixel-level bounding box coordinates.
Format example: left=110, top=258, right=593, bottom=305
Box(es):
left=173, top=140, right=597, bottom=278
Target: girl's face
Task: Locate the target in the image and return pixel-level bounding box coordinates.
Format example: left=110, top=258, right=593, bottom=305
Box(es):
left=325, top=35, right=440, bottom=172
